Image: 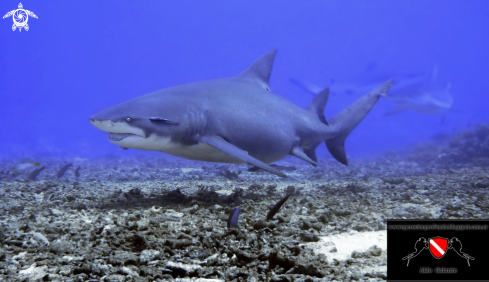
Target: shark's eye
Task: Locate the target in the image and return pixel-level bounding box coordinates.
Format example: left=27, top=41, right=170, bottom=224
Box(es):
left=126, top=117, right=131, bottom=121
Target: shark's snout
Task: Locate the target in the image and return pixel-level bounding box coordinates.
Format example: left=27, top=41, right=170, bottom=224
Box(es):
left=89, top=117, right=145, bottom=137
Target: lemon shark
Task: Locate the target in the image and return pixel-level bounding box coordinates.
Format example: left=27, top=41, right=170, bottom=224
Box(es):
left=291, top=66, right=453, bottom=117
left=90, top=50, right=391, bottom=177
left=385, top=79, right=453, bottom=116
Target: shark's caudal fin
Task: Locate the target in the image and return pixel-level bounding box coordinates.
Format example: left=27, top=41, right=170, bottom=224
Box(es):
left=326, top=80, right=393, bottom=165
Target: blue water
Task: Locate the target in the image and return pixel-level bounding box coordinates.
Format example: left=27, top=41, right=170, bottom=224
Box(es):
left=1, top=0, right=488, bottom=161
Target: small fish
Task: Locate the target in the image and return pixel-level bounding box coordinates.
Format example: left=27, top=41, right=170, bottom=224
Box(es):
left=227, top=206, right=240, bottom=228
left=12, top=162, right=40, bottom=173
left=220, top=168, right=240, bottom=180
left=57, top=163, right=73, bottom=178
left=227, top=190, right=242, bottom=228
left=386, top=78, right=452, bottom=115
left=74, top=166, right=81, bottom=178
left=248, top=164, right=296, bottom=173
left=266, top=192, right=293, bottom=220
left=28, top=166, right=45, bottom=181
left=29, top=231, right=49, bottom=246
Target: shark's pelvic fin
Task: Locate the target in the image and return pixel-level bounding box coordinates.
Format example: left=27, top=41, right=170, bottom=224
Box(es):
left=238, top=49, right=277, bottom=90
left=306, top=88, right=330, bottom=125
left=326, top=80, right=393, bottom=165
left=199, top=135, right=287, bottom=177
left=290, top=147, right=318, bottom=166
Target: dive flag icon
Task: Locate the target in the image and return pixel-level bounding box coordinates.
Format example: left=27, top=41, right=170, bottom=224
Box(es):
left=429, top=237, right=449, bottom=259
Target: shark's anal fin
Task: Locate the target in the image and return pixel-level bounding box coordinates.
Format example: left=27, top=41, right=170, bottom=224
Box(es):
left=304, top=143, right=320, bottom=163
left=199, top=136, right=287, bottom=178
left=290, top=147, right=318, bottom=167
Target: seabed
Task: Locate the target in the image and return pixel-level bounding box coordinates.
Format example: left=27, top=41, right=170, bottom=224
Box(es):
left=0, top=125, right=488, bottom=281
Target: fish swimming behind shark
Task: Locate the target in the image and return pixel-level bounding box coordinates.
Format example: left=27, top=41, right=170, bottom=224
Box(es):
left=291, top=65, right=453, bottom=118
left=90, top=50, right=391, bottom=177
left=385, top=80, right=453, bottom=116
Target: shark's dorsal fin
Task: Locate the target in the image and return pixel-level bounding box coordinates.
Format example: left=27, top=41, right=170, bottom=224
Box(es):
left=306, top=88, right=330, bottom=125
left=238, top=49, right=277, bottom=89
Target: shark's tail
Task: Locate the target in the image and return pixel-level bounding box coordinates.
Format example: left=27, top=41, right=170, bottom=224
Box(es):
left=325, top=80, right=393, bottom=165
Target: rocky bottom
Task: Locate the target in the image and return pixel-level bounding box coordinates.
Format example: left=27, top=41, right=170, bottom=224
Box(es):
left=2, top=124, right=489, bottom=281
left=0, top=153, right=488, bottom=282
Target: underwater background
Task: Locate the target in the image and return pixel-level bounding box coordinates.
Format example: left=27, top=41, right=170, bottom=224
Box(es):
left=1, top=0, right=488, bottom=160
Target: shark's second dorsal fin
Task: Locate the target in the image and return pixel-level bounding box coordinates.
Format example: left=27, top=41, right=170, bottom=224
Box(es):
left=238, top=49, right=277, bottom=89
left=306, top=88, right=330, bottom=125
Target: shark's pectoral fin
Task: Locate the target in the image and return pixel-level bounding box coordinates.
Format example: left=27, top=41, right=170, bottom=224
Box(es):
left=199, top=136, right=287, bottom=178
left=290, top=147, right=318, bottom=167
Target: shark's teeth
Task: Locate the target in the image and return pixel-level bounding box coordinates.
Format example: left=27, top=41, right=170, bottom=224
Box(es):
left=108, top=133, right=136, bottom=141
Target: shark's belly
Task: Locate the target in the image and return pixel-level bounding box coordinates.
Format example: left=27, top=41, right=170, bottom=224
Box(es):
left=131, top=134, right=248, bottom=164
left=123, top=134, right=289, bottom=164
left=166, top=142, right=248, bottom=164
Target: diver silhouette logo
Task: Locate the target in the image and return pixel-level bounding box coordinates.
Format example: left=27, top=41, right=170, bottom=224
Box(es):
left=3, top=3, right=38, bottom=32
left=448, top=237, right=475, bottom=266
left=402, top=237, right=475, bottom=266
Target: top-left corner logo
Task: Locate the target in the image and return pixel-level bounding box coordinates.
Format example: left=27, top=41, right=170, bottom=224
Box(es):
left=3, top=3, right=37, bottom=32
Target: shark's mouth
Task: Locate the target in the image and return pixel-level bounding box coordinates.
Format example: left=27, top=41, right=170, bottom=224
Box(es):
left=108, top=133, right=140, bottom=142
